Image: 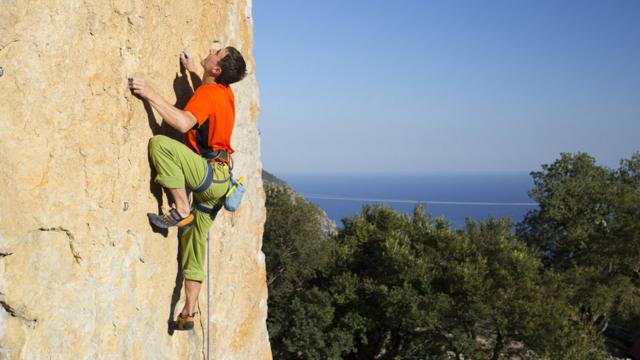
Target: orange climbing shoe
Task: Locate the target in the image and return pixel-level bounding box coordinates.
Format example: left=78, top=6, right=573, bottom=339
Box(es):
left=147, top=208, right=194, bottom=229
left=176, top=312, right=196, bottom=331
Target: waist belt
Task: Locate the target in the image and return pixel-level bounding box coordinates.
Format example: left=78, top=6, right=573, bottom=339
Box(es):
left=192, top=162, right=229, bottom=193
left=201, top=149, right=230, bottom=163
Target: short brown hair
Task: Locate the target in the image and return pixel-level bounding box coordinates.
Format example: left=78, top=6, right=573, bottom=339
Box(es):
left=217, top=47, right=247, bottom=85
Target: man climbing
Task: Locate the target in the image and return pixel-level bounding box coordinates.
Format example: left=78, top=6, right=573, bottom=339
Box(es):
left=128, top=46, right=247, bottom=330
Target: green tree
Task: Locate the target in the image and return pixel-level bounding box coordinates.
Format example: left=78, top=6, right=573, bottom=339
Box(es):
left=517, top=152, right=640, bottom=353
left=457, top=218, right=606, bottom=359
left=517, top=152, right=615, bottom=271
left=317, top=205, right=603, bottom=358
left=262, top=156, right=630, bottom=358
left=326, top=205, right=447, bottom=359
left=262, top=185, right=335, bottom=358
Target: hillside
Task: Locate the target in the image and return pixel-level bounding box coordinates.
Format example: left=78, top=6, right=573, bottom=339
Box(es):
left=262, top=170, right=338, bottom=235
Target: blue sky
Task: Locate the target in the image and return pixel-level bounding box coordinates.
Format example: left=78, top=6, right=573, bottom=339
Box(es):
left=253, top=0, right=640, bottom=173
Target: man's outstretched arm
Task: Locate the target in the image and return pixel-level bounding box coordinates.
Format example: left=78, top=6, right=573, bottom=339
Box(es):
left=128, top=77, right=197, bottom=133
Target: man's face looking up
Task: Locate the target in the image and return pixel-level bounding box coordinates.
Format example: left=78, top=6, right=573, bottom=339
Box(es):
left=202, top=47, right=229, bottom=76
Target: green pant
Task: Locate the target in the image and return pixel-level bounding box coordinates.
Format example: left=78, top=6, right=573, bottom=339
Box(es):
left=148, top=135, right=230, bottom=281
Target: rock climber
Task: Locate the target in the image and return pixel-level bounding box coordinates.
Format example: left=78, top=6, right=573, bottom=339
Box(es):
left=128, top=46, right=247, bottom=330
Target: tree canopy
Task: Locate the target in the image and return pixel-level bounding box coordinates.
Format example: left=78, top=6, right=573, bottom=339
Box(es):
left=262, top=152, right=639, bottom=358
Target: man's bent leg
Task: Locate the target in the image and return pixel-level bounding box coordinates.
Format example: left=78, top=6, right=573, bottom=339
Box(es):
left=148, top=135, right=211, bottom=228
left=148, top=134, right=209, bottom=201
left=179, top=209, right=215, bottom=315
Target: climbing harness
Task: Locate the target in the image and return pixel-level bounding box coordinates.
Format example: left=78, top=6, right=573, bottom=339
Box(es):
left=192, top=161, right=230, bottom=193
left=191, top=154, right=246, bottom=217
left=201, top=149, right=231, bottom=165
left=194, top=202, right=217, bottom=214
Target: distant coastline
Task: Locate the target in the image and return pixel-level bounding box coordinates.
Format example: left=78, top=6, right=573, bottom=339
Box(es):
left=273, top=171, right=537, bottom=227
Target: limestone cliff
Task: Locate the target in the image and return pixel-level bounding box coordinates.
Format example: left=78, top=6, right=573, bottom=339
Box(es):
left=0, top=1, right=270, bottom=359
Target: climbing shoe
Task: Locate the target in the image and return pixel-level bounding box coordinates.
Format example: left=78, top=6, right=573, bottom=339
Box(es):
left=176, top=312, right=196, bottom=331
left=147, top=208, right=194, bottom=229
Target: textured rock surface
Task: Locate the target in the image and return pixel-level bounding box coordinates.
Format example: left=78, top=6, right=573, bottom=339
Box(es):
left=0, top=1, right=270, bottom=359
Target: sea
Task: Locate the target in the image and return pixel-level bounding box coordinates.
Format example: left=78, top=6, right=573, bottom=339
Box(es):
left=277, top=172, right=539, bottom=229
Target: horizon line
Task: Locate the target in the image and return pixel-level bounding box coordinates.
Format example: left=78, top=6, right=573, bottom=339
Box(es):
left=270, top=169, right=534, bottom=175
left=304, top=194, right=539, bottom=207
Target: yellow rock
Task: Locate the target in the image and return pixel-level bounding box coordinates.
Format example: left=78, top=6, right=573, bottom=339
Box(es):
left=0, top=1, right=271, bottom=358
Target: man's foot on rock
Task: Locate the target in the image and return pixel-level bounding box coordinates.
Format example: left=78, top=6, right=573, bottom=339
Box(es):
left=147, top=208, right=194, bottom=229
left=176, top=311, right=196, bottom=331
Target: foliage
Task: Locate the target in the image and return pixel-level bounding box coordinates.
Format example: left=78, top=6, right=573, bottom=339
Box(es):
left=262, top=185, right=334, bottom=358
left=517, top=152, right=640, bottom=353
left=262, top=152, right=639, bottom=358
left=320, top=207, right=605, bottom=359
left=264, top=188, right=609, bottom=358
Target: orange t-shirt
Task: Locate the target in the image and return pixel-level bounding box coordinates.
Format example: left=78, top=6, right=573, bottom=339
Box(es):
left=184, top=83, right=235, bottom=156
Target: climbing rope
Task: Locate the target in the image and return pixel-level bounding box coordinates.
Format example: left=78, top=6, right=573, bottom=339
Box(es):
left=206, top=233, right=210, bottom=360
left=194, top=234, right=211, bottom=359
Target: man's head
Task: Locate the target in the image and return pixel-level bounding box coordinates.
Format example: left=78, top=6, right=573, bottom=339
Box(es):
left=201, top=46, right=247, bottom=85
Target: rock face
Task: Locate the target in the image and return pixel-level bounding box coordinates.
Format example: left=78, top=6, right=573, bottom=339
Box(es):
left=0, top=1, right=270, bottom=359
